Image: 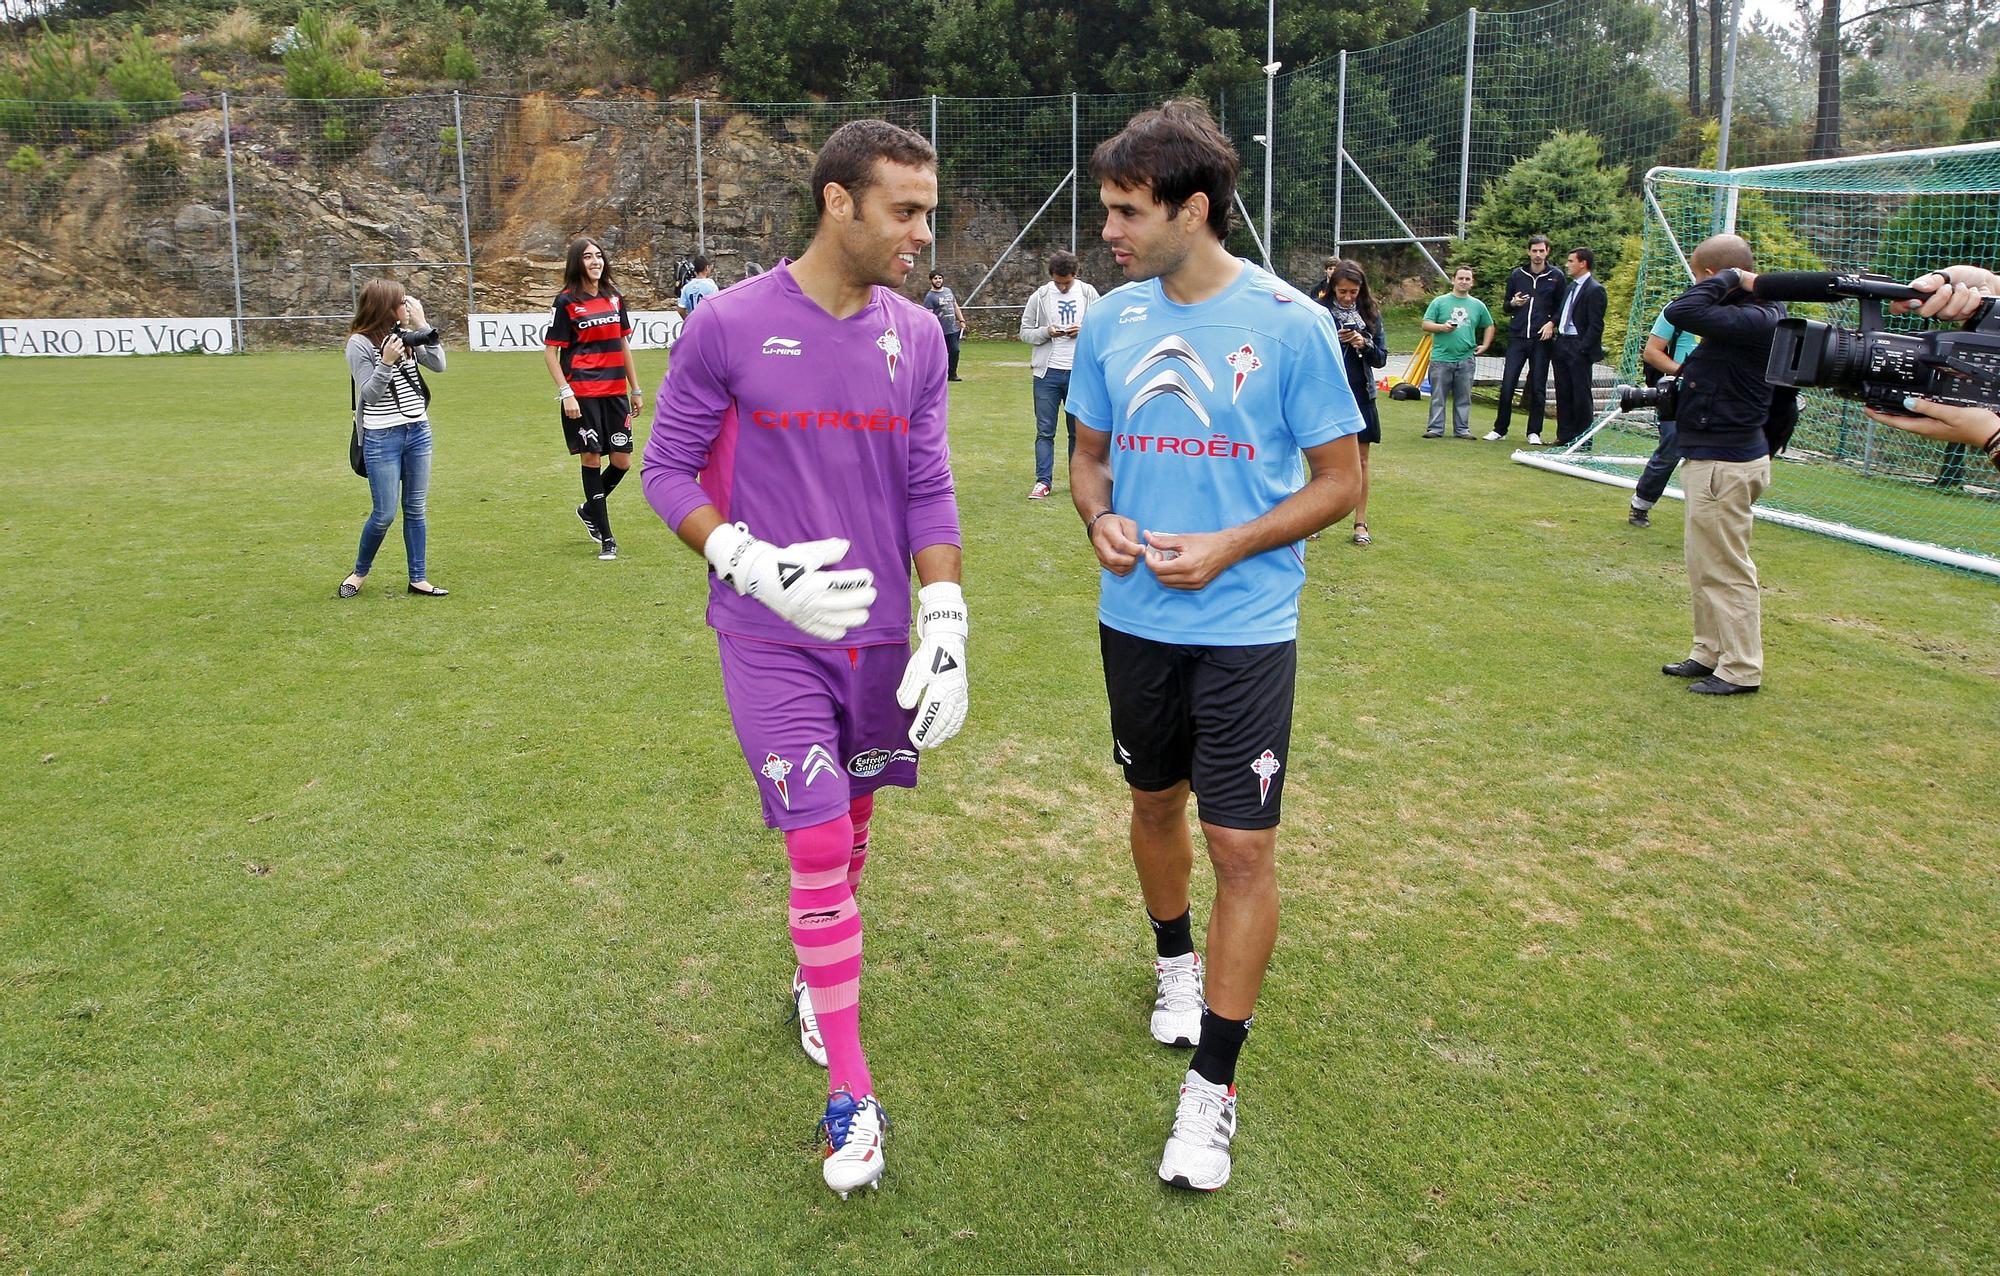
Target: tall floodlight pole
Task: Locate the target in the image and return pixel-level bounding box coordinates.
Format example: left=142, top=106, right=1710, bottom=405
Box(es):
left=1261, top=0, right=1278, bottom=271
left=1716, top=0, right=1744, bottom=171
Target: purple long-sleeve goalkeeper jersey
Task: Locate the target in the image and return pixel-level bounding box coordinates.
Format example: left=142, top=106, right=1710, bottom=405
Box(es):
left=642, top=260, right=962, bottom=649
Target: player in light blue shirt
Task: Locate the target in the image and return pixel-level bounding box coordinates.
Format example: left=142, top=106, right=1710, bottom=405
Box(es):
left=1068, top=98, right=1363, bottom=1195
left=676, top=254, right=719, bottom=315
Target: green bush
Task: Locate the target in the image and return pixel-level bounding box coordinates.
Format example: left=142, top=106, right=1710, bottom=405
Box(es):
left=106, top=27, right=182, bottom=120
left=282, top=8, right=388, bottom=100
left=474, top=0, right=551, bottom=68
left=442, top=39, right=479, bottom=84
left=6, top=143, right=47, bottom=177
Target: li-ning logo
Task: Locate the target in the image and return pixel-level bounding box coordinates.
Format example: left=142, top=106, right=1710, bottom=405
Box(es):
left=761, top=752, right=795, bottom=808
left=847, top=747, right=918, bottom=778
left=1118, top=305, right=1149, bottom=324
left=803, top=744, right=838, bottom=787
left=1225, top=344, right=1262, bottom=404
left=762, top=336, right=803, bottom=356
left=877, top=324, right=902, bottom=382
left=1250, top=749, right=1282, bottom=806
left=1125, top=336, right=1215, bottom=430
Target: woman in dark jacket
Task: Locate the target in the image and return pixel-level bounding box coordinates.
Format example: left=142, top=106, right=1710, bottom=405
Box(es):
left=1325, top=260, right=1387, bottom=545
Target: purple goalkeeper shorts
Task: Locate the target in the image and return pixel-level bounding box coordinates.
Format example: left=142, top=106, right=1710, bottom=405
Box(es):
left=717, top=632, right=920, bottom=831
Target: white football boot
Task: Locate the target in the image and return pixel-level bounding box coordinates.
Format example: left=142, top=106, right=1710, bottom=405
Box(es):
left=818, top=1089, right=888, bottom=1198
left=1159, top=1069, right=1237, bottom=1191
left=790, top=969, right=828, bottom=1067
left=1151, top=952, right=1204, bottom=1047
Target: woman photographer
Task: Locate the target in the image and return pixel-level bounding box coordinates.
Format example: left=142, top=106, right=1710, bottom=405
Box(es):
left=339, top=278, right=449, bottom=599
left=1864, top=265, right=2000, bottom=472
left=1326, top=260, right=1387, bottom=545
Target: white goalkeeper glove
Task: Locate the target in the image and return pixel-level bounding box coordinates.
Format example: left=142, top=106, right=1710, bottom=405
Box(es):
left=896, top=581, right=969, bottom=750
left=702, top=521, right=877, bottom=642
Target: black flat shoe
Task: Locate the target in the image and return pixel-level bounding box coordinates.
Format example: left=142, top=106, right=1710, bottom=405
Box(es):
left=408, top=583, right=450, bottom=597
left=338, top=578, right=362, bottom=598
left=1661, top=659, right=1715, bottom=678
left=1689, top=675, right=1758, bottom=695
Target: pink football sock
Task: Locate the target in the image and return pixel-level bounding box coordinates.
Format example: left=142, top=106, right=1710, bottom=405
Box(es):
left=847, top=793, right=874, bottom=892
left=786, top=813, right=871, bottom=1098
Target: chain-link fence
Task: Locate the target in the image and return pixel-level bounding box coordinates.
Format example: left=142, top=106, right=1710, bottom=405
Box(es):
left=0, top=0, right=1984, bottom=349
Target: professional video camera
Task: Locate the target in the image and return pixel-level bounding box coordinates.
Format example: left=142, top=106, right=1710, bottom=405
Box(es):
left=1616, top=376, right=1680, bottom=419
left=1758, top=271, right=2000, bottom=412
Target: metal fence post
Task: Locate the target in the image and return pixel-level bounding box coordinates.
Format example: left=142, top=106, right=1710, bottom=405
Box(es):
left=220, top=91, right=245, bottom=354
left=1458, top=8, right=1477, bottom=239
left=693, top=99, right=705, bottom=256
left=1070, top=92, right=1078, bottom=254
left=453, top=90, right=475, bottom=322
left=1716, top=0, right=1743, bottom=172
left=1333, top=52, right=1347, bottom=258
left=930, top=94, right=939, bottom=269
left=1262, top=1, right=1276, bottom=271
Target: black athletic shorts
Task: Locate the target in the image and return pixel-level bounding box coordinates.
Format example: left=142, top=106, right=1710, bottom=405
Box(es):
left=1099, top=623, right=1297, bottom=830
left=562, top=395, right=634, bottom=456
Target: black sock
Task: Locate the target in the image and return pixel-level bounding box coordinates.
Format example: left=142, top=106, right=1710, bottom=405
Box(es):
left=601, top=462, right=629, bottom=496
left=1148, top=908, right=1194, bottom=959
left=580, top=465, right=609, bottom=537
left=1190, top=1010, right=1251, bottom=1088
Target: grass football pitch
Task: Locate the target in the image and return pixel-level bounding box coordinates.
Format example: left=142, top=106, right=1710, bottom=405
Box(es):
left=2, top=342, right=1996, bottom=1273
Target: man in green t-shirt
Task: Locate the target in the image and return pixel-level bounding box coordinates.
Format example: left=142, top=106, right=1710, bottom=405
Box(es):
left=1420, top=266, right=1495, bottom=439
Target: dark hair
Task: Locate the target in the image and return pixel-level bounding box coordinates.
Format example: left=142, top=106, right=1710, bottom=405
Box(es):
left=1453, top=264, right=1475, bottom=278
left=1330, top=259, right=1378, bottom=326
left=929, top=270, right=944, bottom=281
left=562, top=237, right=617, bottom=296
left=349, top=277, right=405, bottom=344
left=1088, top=98, right=1239, bottom=239
left=811, top=119, right=938, bottom=217
left=1048, top=250, right=1079, bottom=277
left=1568, top=246, right=1595, bottom=269
left=691, top=254, right=710, bottom=274
left=1527, top=234, right=1549, bottom=248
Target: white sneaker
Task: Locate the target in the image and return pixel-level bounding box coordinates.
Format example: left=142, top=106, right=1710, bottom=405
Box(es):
left=819, top=1089, right=888, bottom=1198
left=1027, top=481, right=1052, bottom=500
left=1159, top=1069, right=1237, bottom=1191
left=1151, top=952, right=1204, bottom=1047
left=791, top=969, right=828, bottom=1067
left=1481, top=430, right=1502, bottom=441
left=1527, top=432, right=1543, bottom=445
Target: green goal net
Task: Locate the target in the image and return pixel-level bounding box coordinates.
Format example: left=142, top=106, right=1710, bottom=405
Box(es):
left=1518, top=141, right=2000, bottom=578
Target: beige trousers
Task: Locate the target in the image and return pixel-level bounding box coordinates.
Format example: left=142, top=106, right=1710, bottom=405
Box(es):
left=1682, top=457, right=1770, bottom=686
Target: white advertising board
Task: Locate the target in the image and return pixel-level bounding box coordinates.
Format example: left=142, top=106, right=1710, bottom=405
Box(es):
left=0, top=318, right=235, bottom=357
left=468, top=311, right=684, bottom=353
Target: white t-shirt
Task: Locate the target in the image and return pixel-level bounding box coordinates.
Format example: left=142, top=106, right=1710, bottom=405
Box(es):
left=1047, top=283, right=1090, bottom=371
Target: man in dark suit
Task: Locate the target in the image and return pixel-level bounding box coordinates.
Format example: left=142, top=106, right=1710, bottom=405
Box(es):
left=1484, top=234, right=1565, bottom=443
left=1542, top=246, right=1606, bottom=445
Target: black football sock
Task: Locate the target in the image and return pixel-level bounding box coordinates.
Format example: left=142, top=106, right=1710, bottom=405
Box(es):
left=580, top=465, right=609, bottom=537
left=1148, top=908, right=1195, bottom=960
left=601, top=462, right=629, bottom=496
left=1190, top=1010, right=1251, bottom=1088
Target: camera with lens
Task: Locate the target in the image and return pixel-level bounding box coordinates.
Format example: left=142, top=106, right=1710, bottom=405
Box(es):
left=1761, top=272, right=2000, bottom=412
left=393, top=324, right=441, bottom=349
left=1616, top=376, right=1680, bottom=420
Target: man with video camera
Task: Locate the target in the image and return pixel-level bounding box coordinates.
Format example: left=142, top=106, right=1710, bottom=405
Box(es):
left=1656, top=233, right=1790, bottom=697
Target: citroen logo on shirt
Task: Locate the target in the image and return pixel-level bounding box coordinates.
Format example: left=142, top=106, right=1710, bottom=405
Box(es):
left=1124, top=336, right=1216, bottom=430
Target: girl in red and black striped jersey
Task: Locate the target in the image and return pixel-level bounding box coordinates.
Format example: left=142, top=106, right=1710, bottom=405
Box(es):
left=543, top=236, right=643, bottom=559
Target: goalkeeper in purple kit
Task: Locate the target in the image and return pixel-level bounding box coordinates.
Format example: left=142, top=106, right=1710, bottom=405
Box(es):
left=641, top=119, right=966, bottom=1199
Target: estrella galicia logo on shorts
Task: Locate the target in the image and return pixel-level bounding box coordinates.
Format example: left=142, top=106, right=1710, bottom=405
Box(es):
left=609, top=429, right=632, bottom=449
left=761, top=752, right=794, bottom=808
left=803, top=744, right=838, bottom=787
left=846, top=746, right=918, bottom=777
left=1250, top=748, right=1282, bottom=806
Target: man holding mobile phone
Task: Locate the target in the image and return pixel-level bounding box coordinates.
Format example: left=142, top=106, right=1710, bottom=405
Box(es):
left=1020, top=250, right=1101, bottom=500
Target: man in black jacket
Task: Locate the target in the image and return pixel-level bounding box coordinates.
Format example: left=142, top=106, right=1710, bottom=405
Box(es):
left=1544, top=247, right=1607, bottom=445
left=1657, top=233, right=1786, bottom=696
left=1484, top=235, right=1565, bottom=442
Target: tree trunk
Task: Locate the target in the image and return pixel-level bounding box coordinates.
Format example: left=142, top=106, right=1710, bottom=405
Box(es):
left=1809, top=0, right=1841, bottom=158
left=1687, top=0, right=1702, bottom=114
left=1708, top=0, right=1725, bottom=117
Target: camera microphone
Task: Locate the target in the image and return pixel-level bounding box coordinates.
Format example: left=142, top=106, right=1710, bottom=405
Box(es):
left=1751, top=271, right=1923, bottom=304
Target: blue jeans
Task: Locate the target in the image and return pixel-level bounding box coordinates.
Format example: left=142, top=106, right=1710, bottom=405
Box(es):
left=1032, top=366, right=1077, bottom=486
left=1633, top=415, right=1681, bottom=508
left=354, top=420, right=432, bottom=582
